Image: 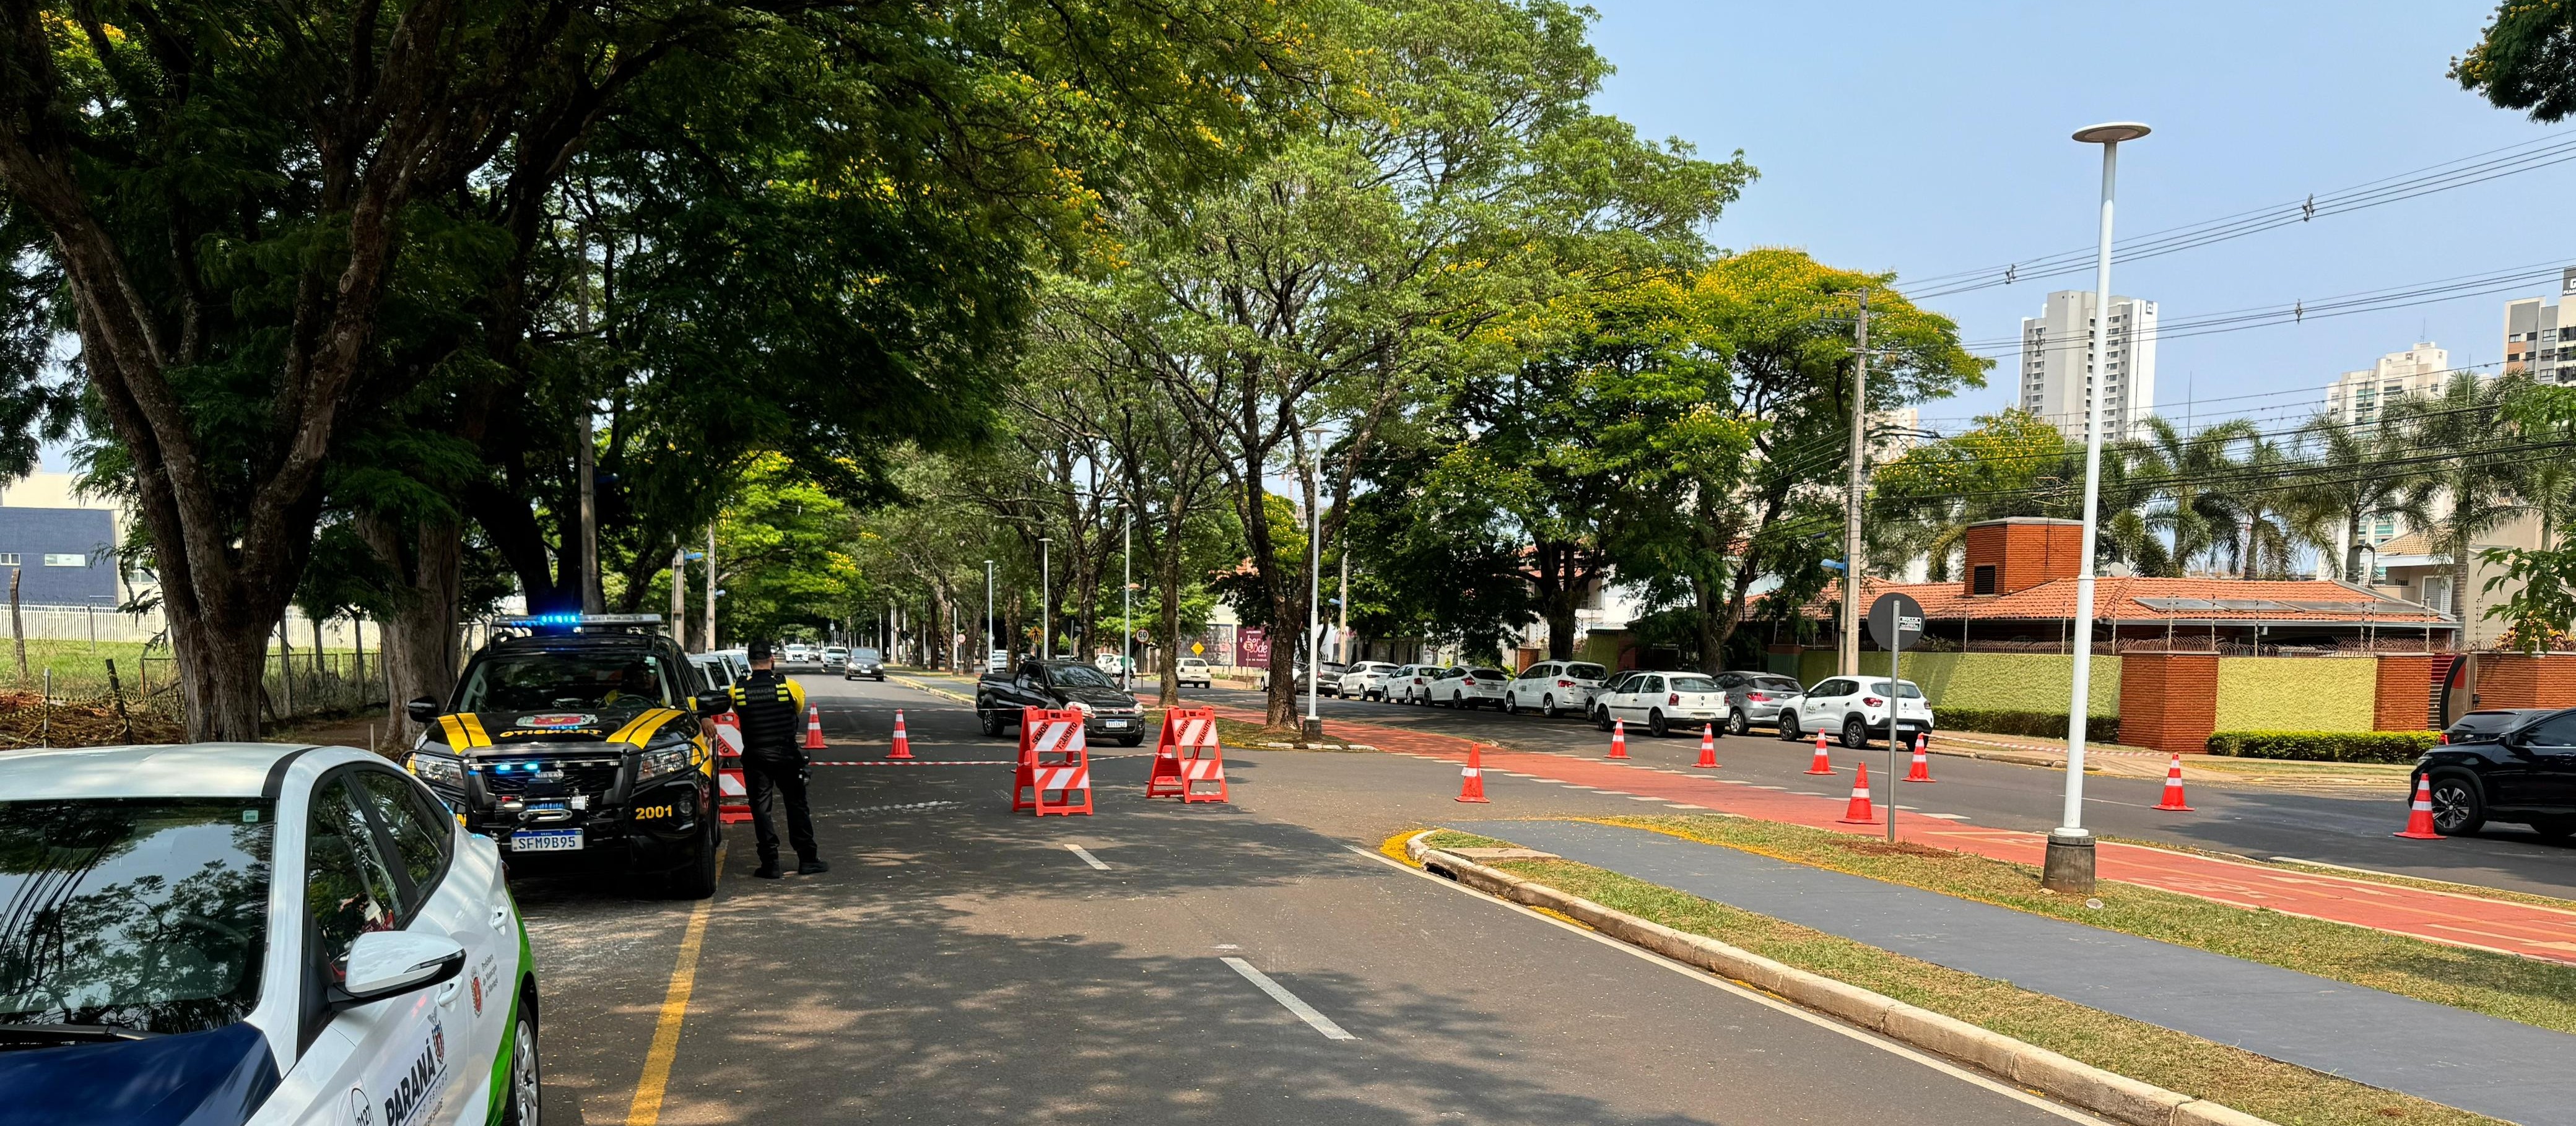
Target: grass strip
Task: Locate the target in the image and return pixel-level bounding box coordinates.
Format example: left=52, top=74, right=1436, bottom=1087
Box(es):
left=1414, top=828, right=2499, bottom=1126
left=1580, top=815, right=2576, bottom=1036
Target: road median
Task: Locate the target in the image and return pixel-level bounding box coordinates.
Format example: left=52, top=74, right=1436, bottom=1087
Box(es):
left=1401, top=830, right=2487, bottom=1126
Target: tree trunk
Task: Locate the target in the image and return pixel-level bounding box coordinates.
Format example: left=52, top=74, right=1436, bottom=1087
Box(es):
left=361, top=514, right=464, bottom=744
left=1155, top=547, right=1186, bottom=707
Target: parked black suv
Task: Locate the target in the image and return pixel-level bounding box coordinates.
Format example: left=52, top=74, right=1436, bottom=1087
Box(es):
left=2417, top=708, right=2576, bottom=839
left=977, top=659, right=1147, bottom=745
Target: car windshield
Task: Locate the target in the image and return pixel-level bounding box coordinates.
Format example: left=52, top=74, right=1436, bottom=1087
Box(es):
left=1050, top=665, right=1117, bottom=689
left=456, top=649, right=674, bottom=720
left=852, top=649, right=880, bottom=661
left=0, top=799, right=274, bottom=1036
left=1670, top=675, right=1721, bottom=693
left=1564, top=663, right=1606, bottom=680
left=1865, top=681, right=1925, bottom=698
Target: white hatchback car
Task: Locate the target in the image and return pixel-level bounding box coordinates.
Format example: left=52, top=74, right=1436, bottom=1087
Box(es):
left=1389, top=664, right=1440, bottom=704
left=0, top=742, right=541, bottom=1126
left=1592, top=670, right=1728, bottom=737
left=1781, top=676, right=1936, bottom=749
left=1427, top=665, right=1510, bottom=709
left=1174, top=657, right=1212, bottom=688
left=1338, top=661, right=1403, bottom=700
left=1502, top=660, right=1609, bottom=718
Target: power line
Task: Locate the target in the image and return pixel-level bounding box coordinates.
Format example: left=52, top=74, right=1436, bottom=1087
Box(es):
left=1906, top=134, right=2576, bottom=300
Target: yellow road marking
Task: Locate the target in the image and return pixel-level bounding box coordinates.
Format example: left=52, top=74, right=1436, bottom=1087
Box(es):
left=625, top=847, right=721, bottom=1126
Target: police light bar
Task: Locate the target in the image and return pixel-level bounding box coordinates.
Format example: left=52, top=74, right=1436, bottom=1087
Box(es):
left=498, top=612, right=665, bottom=628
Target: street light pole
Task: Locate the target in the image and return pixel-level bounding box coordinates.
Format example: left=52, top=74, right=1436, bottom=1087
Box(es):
left=2046, top=120, right=2151, bottom=896
left=1123, top=511, right=1133, bottom=692
left=985, top=560, right=994, bottom=672
left=1306, top=427, right=1324, bottom=739
left=1840, top=290, right=1870, bottom=677
left=1039, top=537, right=1052, bottom=662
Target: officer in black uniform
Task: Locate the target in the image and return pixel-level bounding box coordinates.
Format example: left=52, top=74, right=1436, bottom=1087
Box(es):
left=715, top=641, right=827, bottom=878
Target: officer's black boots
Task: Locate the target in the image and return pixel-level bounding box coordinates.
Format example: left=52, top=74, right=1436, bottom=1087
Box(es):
left=798, top=858, right=829, bottom=875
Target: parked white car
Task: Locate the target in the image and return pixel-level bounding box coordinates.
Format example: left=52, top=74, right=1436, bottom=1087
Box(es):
left=1592, top=670, right=1728, bottom=737
left=1780, top=676, right=1935, bottom=748
left=1338, top=660, right=1403, bottom=700
left=1427, top=665, right=1510, bottom=709
left=1390, top=664, right=1440, bottom=704
left=0, top=742, right=542, bottom=1126
left=1175, top=657, right=1212, bottom=688
left=1502, top=660, right=1609, bottom=718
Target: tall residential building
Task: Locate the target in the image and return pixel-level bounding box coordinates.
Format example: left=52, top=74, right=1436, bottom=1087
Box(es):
left=2323, top=342, right=2451, bottom=427
left=2018, top=290, right=2156, bottom=440
left=2503, top=268, right=2576, bottom=383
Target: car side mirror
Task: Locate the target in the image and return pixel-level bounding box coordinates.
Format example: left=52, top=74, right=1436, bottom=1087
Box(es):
left=336, top=930, right=466, bottom=1007
left=405, top=696, right=441, bottom=724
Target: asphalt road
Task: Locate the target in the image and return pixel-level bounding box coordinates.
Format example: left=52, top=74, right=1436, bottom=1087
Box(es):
left=518, top=673, right=2117, bottom=1125
left=1197, top=686, right=2576, bottom=901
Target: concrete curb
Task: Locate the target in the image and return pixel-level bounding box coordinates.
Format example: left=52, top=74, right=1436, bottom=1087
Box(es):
left=1403, top=832, right=2278, bottom=1126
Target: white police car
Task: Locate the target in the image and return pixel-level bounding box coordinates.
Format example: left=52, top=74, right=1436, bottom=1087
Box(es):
left=0, top=743, right=541, bottom=1125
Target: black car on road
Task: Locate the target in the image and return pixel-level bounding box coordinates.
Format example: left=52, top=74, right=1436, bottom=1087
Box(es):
left=403, top=615, right=722, bottom=897
left=978, top=659, right=1148, bottom=745
left=2418, top=707, right=2576, bottom=838
left=845, top=646, right=886, bottom=681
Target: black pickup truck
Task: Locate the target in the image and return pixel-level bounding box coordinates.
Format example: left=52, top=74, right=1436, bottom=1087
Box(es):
left=978, top=659, right=1149, bottom=745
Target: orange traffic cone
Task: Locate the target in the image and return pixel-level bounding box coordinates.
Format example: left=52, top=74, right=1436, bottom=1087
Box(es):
left=2394, top=774, right=2443, bottom=839
left=2153, top=753, right=2193, bottom=811
left=1695, top=725, right=1718, bottom=768
left=1903, top=734, right=1934, bottom=783
left=1804, top=730, right=1835, bottom=775
left=802, top=704, right=827, bottom=750
left=1456, top=742, right=1491, bottom=803
left=1837, top=761, right=1880, bottom=825
left=887, top=710, right=915, bottom=760
left=1608, top=721, right=1629, bottom=760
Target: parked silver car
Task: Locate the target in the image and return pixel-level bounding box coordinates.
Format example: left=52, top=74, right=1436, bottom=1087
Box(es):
left=1715, top=670, right=1806, bottom=735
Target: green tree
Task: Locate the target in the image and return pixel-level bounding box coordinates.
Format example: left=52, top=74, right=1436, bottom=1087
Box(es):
left=2454, top=1, right=2576, bottom=120
left=2287, top=412, right=2423, bottom=581
left=2394, top=371, right=2533, bottom=620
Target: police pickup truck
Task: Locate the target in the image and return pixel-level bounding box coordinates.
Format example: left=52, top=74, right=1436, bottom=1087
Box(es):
left=977, top=659, right=1147, bottom=746
left=402, top=613, right=719, bottom=899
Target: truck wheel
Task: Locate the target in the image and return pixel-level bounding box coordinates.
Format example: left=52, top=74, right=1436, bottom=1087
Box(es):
left=979, top=706, right=1004, bottom=738
left=664, top=823, right=718, bottom=901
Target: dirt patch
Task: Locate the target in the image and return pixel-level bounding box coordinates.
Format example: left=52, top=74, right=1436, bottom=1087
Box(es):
left=0, top=691, right=185, bottom=748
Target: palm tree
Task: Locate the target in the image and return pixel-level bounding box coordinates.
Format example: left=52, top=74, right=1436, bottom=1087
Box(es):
left=2139, top=417, right=2252, bottom=575
left=2287, top=411, right=2423, bottom=581
left=2392, top=371, right=2532, bottom=620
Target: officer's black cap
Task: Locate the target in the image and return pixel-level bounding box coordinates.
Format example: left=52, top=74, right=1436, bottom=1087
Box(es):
left=747, top=640, right=773, bottom=661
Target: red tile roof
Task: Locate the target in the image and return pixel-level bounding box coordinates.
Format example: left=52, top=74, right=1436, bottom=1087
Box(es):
left=1811, top=576, right=2452, bottom=625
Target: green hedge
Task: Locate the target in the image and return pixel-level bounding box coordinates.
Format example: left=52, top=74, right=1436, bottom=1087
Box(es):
left=2203, top=730, right=2439, bottom=763
left=1936, top=708, right=2118, bottom=742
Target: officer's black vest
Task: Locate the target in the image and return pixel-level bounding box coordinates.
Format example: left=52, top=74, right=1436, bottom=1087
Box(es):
left=728, top=672, right=801, bottom=753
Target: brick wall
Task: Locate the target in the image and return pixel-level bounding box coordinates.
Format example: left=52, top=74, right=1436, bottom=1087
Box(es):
left=2471, top=654, right=2576, bottom=709
left=2117, top=652, right=2218, bottom=754
left=2372, top=656, right=2434, bottom=731
left=1961, top=520, right=2083, bottom=595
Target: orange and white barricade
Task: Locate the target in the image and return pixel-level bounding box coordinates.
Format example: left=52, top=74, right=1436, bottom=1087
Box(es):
left=1012, top=707, right=1094, bottom=816
left=1145, top=706, right=1228, bottom=803
left=711, top=713, right=752, bottom=825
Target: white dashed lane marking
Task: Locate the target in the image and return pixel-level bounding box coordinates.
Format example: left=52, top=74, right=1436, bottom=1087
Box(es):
left=1222, top=958, right=1358, bottom=1041
left=1066, top=844, right=1112, bottom=870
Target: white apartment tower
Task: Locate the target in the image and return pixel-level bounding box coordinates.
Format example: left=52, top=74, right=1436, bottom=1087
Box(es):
left=2019, top=290, right=2157, bottom=440
left=2323, top=342, right=2451, bottom=426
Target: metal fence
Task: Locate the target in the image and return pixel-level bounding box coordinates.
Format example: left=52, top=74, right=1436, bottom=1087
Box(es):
left=132, top=651, right=387, bottom=721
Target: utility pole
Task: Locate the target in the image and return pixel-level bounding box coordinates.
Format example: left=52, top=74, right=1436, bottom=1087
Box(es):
left=1338, top=551, right=1349, bottom=664
left=1305, top=427, right=1325, bottom=738
left=985, top=560, right=994, bottom=672
left=703, top=526, right=716, bottom=652
left=1039, top=538, right=1053, bottom=662
left=1840, top=289, right=1870, bottom=677
left=1123, top=511, right=1134, bottom=691
left=668, top=546, right=685, bottom=646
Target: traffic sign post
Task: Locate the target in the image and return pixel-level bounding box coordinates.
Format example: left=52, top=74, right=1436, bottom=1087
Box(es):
left=1867, top=592, right=1925, bottom=843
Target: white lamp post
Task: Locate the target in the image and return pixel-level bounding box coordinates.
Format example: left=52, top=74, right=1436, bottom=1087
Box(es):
left=2045, top=120, right=2151, bottom=895
left=1039, top=537, right=1052, bottom=662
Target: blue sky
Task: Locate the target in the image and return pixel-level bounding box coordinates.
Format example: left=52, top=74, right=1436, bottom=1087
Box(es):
left=1585, top=0, right=2565, bottom=435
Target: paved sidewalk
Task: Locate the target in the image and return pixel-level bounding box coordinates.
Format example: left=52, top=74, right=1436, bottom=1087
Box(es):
left=1193, top=703, right=2576, bottom=965
left=1453, top=820, right=2576, bottom=1126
